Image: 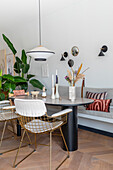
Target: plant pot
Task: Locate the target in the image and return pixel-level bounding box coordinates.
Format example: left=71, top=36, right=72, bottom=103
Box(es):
left=69, top=86, right=76, bottom=101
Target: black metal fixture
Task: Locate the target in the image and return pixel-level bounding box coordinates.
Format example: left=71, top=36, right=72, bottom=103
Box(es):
left=98, top=45, right=108, bottom=56
left=60, top=46, right=79, bottom=68
left=60, top=52, right=68, bottom=61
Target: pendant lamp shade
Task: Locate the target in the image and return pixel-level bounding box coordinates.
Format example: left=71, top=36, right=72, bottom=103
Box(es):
left=26, top=46, right=55, bottom=61
left=26, top=0, right=55, bottom=61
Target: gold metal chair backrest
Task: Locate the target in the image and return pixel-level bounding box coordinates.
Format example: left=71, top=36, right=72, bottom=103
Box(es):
left=15, top=99, right=64, bottom=134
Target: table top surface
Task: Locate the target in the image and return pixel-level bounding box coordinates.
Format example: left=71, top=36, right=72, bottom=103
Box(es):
left=13, top=95, right=94, bottom=107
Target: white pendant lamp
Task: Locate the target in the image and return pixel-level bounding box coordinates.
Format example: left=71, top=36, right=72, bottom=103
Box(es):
left=26, top=0, right=55, bottom=61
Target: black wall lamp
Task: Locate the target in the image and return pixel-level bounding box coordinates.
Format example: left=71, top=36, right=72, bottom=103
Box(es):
left=60, top=46, right=79, bottom=67
left=98, top=45, right=108, bottom=56
left=60, top=52, right=68, bottom=61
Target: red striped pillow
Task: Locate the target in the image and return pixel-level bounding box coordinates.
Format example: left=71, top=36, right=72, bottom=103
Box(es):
left=86, top=99, right=112, bottom=112
left=86, top=91, right=107, bottom=100
left=13, top=90, right=25, bottom=96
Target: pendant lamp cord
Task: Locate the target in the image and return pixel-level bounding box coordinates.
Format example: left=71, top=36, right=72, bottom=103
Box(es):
left=39, top=0, right=41, bottom=45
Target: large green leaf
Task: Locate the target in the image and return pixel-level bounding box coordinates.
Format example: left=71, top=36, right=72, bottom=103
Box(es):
left=0, top=92, right=5, bottom=101
left=0, top=76, right=2, bottom=89
left=14, top=76, right=27, bottom=83
left=19, top=82, right=28, bottom=92
left=15, top=56, right=22, bottom=64
left=0, top=69, right=2, bottom=76
left=2, top=34, right=17, bottom=55
left=27, top=74, right=35, bottom=81
left=22, top=64, right=30, bottom=74
left=3, top=81, right=16, bottom=93
left=2, top=74, right=15, bottom=82
left=21, top=49, right=27, bottom=64
left=30, top=79, right=44, bottom=90
left=14, top=62, right=21, bottom=74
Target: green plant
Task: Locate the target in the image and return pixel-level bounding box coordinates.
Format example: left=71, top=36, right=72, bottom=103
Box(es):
left=2, top=34, right=44, bottom=91
left=0, top=69, right=27, bottom=100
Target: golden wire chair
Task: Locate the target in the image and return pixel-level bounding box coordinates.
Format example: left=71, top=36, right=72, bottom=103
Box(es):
left=0, top=100, right=19, bottom=154
left=14, top=98, right=72, bottom=169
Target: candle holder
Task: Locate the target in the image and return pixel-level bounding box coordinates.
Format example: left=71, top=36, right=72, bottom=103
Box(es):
left=51, top=87, right=55, bottom=99
left=55, top=84, right=59, bottom=99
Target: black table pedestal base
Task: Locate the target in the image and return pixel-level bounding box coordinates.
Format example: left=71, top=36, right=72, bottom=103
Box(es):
left=17, top=120, right=21, bottom=136
left=62, top=106, right=78, bottom=151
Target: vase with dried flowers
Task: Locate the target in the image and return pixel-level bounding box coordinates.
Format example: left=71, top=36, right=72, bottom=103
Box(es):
left=65, top=63, right=89, bottom=101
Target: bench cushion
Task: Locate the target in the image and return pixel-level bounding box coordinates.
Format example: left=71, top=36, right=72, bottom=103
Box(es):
left=86, top=99, right=111, bottom=112
left=78, top=106, right=113, bottom=119
left=86, top=91, right=107, bottom=99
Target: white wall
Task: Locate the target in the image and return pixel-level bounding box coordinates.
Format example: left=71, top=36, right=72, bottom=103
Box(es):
left=0, top=0, right=113, bottom=94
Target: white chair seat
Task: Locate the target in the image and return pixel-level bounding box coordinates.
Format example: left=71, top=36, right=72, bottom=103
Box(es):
left=0, top=112, right=19, bottom=121
left=24, top=119, right=63, bottom=133
left=0, top=100, right=10, bottom=104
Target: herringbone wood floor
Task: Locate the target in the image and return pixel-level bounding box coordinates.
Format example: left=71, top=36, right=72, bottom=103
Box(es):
left=0, top=122, right=113, bottom=170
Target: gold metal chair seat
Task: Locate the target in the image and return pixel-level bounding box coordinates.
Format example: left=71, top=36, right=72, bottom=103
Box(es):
left=24, top=118, right=63, bottom=134
left=0, top=111, right=18, bottom=121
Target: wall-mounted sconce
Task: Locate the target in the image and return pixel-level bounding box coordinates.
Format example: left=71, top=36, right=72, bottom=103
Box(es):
left=60, top=52, right=68, bottom=61
left=98, top=45, right=108, bottom=56
left=60, top=46, right=79, bottom=68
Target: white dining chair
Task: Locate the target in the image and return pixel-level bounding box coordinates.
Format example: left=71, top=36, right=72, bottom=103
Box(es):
left=14, top=98, right=72, bottom=169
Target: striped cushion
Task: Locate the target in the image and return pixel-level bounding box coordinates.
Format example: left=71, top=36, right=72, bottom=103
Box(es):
left=13, top=90, right=25, bottom=96
left=86, top=91, right=107, bottom=100
left=86, top=99, right=112, bottom=112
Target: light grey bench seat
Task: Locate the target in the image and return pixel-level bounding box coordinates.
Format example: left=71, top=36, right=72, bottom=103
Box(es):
left=78, top=106, right=113, bottom=119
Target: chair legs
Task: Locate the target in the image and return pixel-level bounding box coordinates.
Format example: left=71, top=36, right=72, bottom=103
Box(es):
left=0, top=121, right=7, bottom=147
left=50, top=132, right=52, bottom=170
left=60, top=127, right=69, bottom=157
left=0, top=120, right=32, bottom=156
left=12, top=128, right=69, bottom=169
left=55, top=127, right=69, bottom=170
left=13, top=129, right=35, bottom=168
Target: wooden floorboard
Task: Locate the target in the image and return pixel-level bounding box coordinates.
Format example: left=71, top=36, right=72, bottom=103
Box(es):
left=0, top=123, right=113, bottom=170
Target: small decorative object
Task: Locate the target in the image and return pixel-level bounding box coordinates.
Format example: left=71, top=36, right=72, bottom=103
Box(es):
left=55, top=70, right=59, bottom=99
left=55, top=84, right=59, bottom=99
left=68, top=59, right=74, bottom=67
left=31, top=91, right=39, bottom=99
left=98, top=45, right=108, bottom=56
left=42, top=87, right=46, bottom=98
left=60, top=52, right=68, bottom=61
left=65, top=63, right=89, bottom=101
left=71, top=46, right=79, bottom=56
left=69, top=86, right=76, bottom=101
left=60, top=46, right=79, bottom=65
left=51, top=74, right=55, bottom=99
